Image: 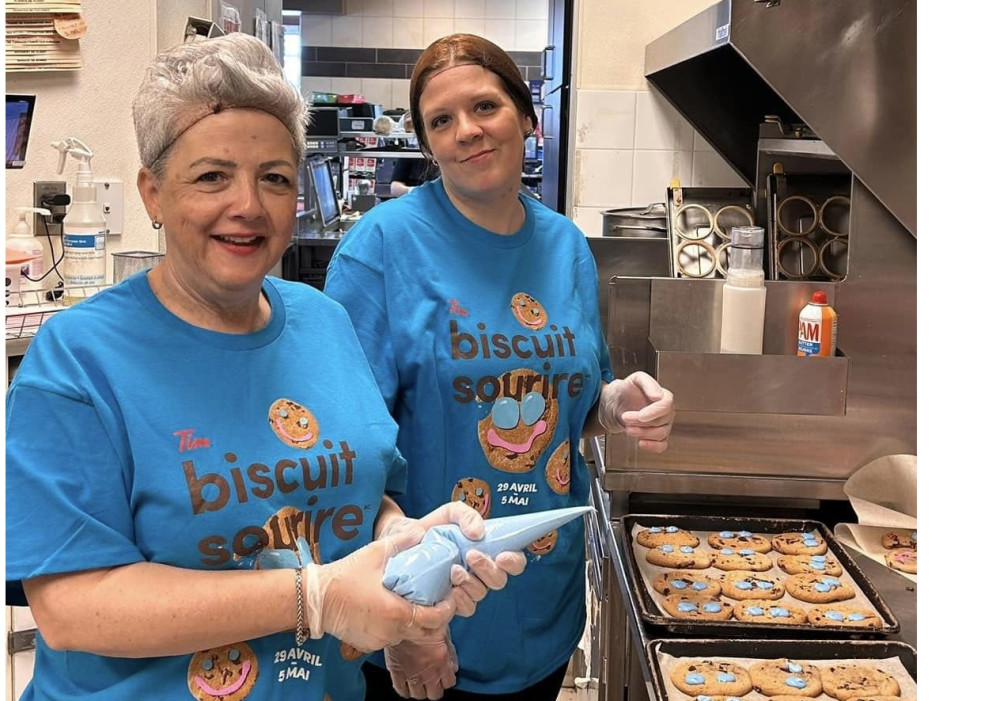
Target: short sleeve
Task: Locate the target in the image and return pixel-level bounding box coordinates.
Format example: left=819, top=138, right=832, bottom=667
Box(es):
left=324, top=226, right=401, bottom=412
left=5, top=383, right=143, bottom=582
left=577, top=243, right=615, bottom=384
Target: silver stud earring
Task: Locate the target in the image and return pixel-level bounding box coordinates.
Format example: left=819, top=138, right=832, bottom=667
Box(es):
left=151, top=219, right=162, bottom=230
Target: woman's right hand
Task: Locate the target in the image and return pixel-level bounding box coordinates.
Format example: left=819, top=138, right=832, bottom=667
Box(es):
left=303, top=529, right=456, bottom=652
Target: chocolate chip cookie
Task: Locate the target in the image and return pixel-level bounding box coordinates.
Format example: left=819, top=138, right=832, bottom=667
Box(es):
left=821, top=664, right=901, bottom=701
left=709, top=547, right=772, bottom=572
left=645, top=543, right=711, bottom=569
left=651, top=570, right=721, bottom=598
left=635, top=525, right=700, bottom=549
left=732, top=599, right=808, bottom=625
left=777, top=553, right=844, bottom=577
left=806, top=605, right=882, bottom=628
left=707, top=529, right=772, bottom=553
left=771, top=531, right=828, bottom=555
left=785, top=573, right=855, bottom=603
left=749, top=658, right=823, bottom=697
left=669, top=659, right=752, bottom=697
left=719, top=570, right=785, bottom=600
left=661, top=593, right=733, bottom=621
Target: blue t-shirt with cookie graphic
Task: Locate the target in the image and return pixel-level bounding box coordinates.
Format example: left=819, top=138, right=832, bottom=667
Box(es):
left=325, top=178, right=614, bottom=694
left=5, top=275, right=405, bottom=701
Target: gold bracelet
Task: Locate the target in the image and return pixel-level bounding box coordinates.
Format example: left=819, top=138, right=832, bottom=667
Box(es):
left=294, top=567, right=307, bottom=646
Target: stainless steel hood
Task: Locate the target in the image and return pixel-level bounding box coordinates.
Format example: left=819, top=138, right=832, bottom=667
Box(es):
left=645, top=0, right=916, bottom=237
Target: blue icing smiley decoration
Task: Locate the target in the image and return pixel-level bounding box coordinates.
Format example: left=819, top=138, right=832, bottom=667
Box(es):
left=659, top=544, right=675, bottom=552
left=787, top=661, right=803, bottom=673
left=685, top=673, right=706, bottom=685
left=716, top=672, right=736, bottom=683
left=813, top=577, right=842, bottom=592
left=785, top=676, right=808, bottom=689
left=680, top=546, right=695, bottom=553
left=769, top=607, right=790, bottom=617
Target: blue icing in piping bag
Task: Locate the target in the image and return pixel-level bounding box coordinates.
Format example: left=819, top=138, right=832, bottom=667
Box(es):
left=382, top=506, right=593, bottom=605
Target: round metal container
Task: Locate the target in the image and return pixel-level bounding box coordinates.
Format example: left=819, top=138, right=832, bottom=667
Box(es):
left=601, top=203, right=669, bottom=237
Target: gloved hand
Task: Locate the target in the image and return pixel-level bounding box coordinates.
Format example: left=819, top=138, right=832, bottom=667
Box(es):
left=381, top=501, right=527, bottom=617
left=598, top=371, right=675, bottom=453
left=303, top=529, right=456, bottom=653
left=385, top=628, right=458, bottom=700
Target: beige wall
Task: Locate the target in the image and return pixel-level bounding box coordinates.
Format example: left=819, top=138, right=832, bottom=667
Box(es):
left=5, top=0, right=207, bottom=287
left=570, top=0, right=746, bottom=235
left=576, top=0, right=713, bottom=90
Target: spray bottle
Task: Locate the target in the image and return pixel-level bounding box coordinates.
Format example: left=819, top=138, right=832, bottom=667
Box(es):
left=51, top=137, right=107, bottom=303
left=7, top=207, right=50, bottom=292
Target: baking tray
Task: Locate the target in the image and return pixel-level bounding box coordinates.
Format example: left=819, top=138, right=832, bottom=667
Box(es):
left=647, top=638, right=916, bottom=701
left=622, top=514, right=900, bottom=636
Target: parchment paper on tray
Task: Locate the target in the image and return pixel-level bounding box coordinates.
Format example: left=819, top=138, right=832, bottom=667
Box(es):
left=834, top=454, right=917, bottom=583
left=656, top=651, right=917, bottom=701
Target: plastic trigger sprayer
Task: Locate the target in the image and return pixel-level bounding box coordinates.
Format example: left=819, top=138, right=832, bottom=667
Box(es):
left=50, top=137, right=108, bottom=299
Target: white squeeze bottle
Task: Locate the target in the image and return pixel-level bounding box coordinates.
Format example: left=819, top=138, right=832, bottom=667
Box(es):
left=720, top=225, right=767, bottom=354
left=53, top=138, right=108, bottom=304
left=7, top=208, right=47, bottom=292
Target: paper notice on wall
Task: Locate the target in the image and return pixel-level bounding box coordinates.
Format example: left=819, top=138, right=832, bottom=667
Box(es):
left=5, top=9, right=83, bottom=71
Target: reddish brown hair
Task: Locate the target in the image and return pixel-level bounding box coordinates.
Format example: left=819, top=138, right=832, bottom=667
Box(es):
left=409, top=34, right=538, bottom=157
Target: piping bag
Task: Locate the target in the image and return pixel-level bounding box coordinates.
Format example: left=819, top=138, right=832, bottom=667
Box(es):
left=382, top=505, right=593, bottom=605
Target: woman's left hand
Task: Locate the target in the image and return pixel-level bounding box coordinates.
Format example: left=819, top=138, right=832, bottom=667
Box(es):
left=379, top=501, right=527, bottom=617
left=598, top=371, right=675, bottom=453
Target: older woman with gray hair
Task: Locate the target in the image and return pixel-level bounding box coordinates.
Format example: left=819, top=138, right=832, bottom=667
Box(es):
left=5, top=33, right=522, bottom=701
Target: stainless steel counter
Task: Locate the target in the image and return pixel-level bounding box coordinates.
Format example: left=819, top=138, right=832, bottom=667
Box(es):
left=585, top=439, right=916, bottom=701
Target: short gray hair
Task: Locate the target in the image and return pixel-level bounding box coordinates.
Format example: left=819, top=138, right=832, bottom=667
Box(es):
left=133, top=33, right=309, bottom=177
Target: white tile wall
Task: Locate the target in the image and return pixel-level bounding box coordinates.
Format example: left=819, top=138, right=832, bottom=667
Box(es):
left=514, top=19, right=547, bottom=50
left=485, top=0, right=516, bottom=19
left=329, top=77, right=364, bottom=94
left=453, top=17, right=485, bottom=35
left=516, top=0, right=548, bottom=20
left=300, top=76, right=333, bottom=96
left=424, top=0, right=455, bottom=18
left=631, top=150, right=691, bottom=205
left=572, top=87, right=746, bottom=235
left=691, top=150, right=745, bottom=187
left=390, top=78, right=412, bottom=110
left=572, top=206, right=607, bottom=238
left=394, top=0, right=423, bottom=17
left=483, top=19, right=516, bottom=48
left=330, top=16, right=364, bottom=47
left=634, top=89, right=694, bottom=151
left=360, top=78, right=394, bottom=108
left=455, top=0, right=485, bottom=18
left=309, top=1, right=545, bottom=50
left=573, top=149, right=634, bottom=209
left=363, top=16, right=394, bottom=46
left=393, top=17, right=424, bottom=47
left=424, top=16, right=456, bottom=44
left=575, top=90, right=636, bottom=150
left=301, top=14, right=333, bottom=45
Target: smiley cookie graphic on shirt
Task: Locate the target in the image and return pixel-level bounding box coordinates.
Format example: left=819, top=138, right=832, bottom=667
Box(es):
left=187, top=642, right=259, bottom=701
left=268, top=398, right=320, bottom=449
left=510, top=292, right=548, bottom=330
left=478, top=368, right=559, bottom=473
left=451, top=477, right=492, bottom=518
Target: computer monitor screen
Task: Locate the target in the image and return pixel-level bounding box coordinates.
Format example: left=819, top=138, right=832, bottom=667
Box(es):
left=6, top=94, right=35, bottom=169
left=307, top=157, right=340, bottom=228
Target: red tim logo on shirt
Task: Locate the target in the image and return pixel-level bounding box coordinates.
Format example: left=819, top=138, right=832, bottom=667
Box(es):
left=175, top=428, right=211, bottom=453
left=448, top=299, right=469, bottom=317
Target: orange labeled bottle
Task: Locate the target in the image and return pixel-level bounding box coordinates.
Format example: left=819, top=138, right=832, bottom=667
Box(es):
left=797, top=291, right=838, bottom=357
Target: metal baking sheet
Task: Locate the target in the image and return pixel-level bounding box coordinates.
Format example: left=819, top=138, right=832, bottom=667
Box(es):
left=647, top=638, right=916, bottom=701
left=621, top=514, right=900, bottom=636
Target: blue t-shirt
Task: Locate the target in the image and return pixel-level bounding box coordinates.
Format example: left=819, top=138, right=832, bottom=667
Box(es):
left=5, top=274, right=405, bottom=701
left=325, top=179, right=613, bottom=693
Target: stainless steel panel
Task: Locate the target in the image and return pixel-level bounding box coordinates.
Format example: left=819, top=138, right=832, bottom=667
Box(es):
left=603, top=175, right=915, bottom=497
left=652, top=344, right=848, bottom=415
left=588, top=237, right=672, bottom=334
left=645, top=0, right=916, bottom=237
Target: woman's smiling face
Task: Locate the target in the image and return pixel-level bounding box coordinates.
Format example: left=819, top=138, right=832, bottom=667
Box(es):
left=140, top=108, right=298, bottom=302
left=418, top=63, right=533, bottom=206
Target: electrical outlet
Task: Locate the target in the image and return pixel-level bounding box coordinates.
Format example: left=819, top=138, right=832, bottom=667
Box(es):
left=32, top=180, right=67, bottom=237
left=94, top=178, right=124, bottom=235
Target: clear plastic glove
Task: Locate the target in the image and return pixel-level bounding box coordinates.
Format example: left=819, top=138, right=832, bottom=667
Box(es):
left=598, top=371, right=675, bottom=453
left=382, top=502, right=527, bottom=617
left=303, top=529, right=456, bottom=653
left=385, top=628, right=458, bottom=700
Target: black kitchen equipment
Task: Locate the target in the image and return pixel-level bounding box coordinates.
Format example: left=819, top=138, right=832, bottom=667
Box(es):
left=646, top=638, right=916, bottom=701
left=622, top=514, right=899, bottom=637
